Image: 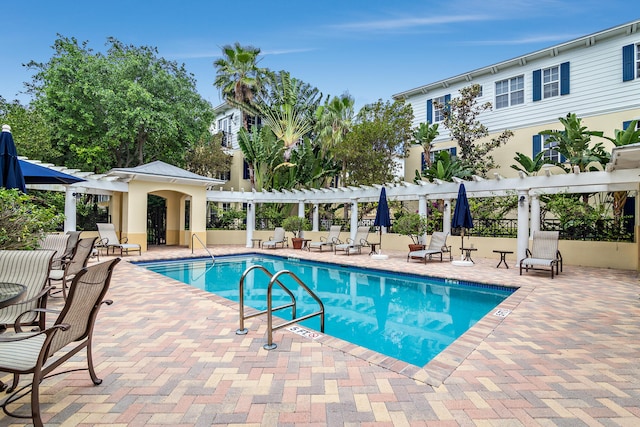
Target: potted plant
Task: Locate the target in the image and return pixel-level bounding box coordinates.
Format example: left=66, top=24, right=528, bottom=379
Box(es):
left=282, top=216, right=311, bottom=249
left=393, top=212, right=429, bottom=251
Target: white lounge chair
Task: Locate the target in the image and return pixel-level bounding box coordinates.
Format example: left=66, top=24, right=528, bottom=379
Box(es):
left=262, top=227, right=288, bottom=249
left=407, top=232, right=452, bottom=263
left=307, top=225, right=342, bottom=252
left=334, top=226, right=370, bottom=256
left=97, top=223, right=141, bottom=256
left=520, top=230, right=562, bottom=278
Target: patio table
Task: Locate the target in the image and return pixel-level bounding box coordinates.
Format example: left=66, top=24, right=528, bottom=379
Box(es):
left=0, top=282, right=26, bottom=309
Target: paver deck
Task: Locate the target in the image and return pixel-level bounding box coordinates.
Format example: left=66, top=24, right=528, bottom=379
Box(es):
left=2, top=245, right=639, bottom=426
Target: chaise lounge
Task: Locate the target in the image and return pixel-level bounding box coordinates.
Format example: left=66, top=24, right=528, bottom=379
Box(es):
left=407, top=232, right=452, bottom=263
left=97, top=223, right=141, bottom=256
left=334, top=226, right=370, bottom=256
left=307, top=225, right=342, bottom=252
left=520, top=230, right=562, bottom=278
left=262, top=227, right=288, bottom=249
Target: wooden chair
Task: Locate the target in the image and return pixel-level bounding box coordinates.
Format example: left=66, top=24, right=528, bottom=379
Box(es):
left=0, top=258, right=120, bottom=427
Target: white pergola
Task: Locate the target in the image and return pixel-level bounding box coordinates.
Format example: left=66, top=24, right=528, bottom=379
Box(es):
left=23, top=142, right=640, bottom=264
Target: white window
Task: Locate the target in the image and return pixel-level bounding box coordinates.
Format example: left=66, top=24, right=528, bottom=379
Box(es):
left=542, top=134, right=561, bottom=163
left=543, top=66, right=559, bottom=98
left=218, top=116, right=233, bottom=147
left=433, top=96, right=446, bottom=122
left=495, top=75, right=524, bottom=109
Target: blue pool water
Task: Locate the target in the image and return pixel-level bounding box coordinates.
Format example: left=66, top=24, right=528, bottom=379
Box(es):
left=137, top=254, right=514, bottom=366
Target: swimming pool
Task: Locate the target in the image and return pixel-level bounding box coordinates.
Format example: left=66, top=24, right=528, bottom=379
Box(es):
left=138, top=254, right=514, bottom=367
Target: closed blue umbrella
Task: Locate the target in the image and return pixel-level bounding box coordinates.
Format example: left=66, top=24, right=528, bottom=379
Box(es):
left=0, top=125, right=26, bottom=192
left=451, top=183, right=473, bottom=249
left=373, top=187, right=391, bottom=250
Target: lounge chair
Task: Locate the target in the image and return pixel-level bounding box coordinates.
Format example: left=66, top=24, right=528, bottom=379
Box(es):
left=334, top=226, right=370, bottom=255
left=307, top=225, right=342, bottom=252
left=0, top=250, right=55, bottom=331
left=49, top=237, right=98, bottom=299
left=407, top=232, right=452, bottom=263
left=520, top=230, right=562, bottom=278
left=0, top=258, right=120, bottom=427
left=97, top=223, right=141, bottom=256
left=63, top=230, right=82, bottom=260
left=262, top=227, right=288, bottom=249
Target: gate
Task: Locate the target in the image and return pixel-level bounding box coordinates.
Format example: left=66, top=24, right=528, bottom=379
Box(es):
left=147, top=197, right=166, bottom=246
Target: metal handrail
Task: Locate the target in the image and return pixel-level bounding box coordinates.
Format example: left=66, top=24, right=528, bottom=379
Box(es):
left=191, top=233, right=214, bottom=262
left=264, top=270, right=325, bottom=350
left=236, top=265, right=297, bottom=335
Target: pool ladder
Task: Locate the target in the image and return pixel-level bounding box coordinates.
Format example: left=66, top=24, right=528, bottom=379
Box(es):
left=236, top=265, right=325, bottom=350
left=191, top=233, right=215, bottom=262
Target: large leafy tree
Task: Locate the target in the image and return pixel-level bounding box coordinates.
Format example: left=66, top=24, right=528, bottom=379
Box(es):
left=434, top=84, right=513, bottom=177
left=335, top=99, right=413, bottom=186
left=0, top=97, right=59, bottom=162
left=27, top=36, right=214, bottom=172
left=184, top=132, right=232, bottom=178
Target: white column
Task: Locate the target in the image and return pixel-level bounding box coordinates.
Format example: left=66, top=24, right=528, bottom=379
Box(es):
left=298, top=201, right=305, bottom=217
left=442, top=198, right=452, bottom=235
left=350, top=200, right=359, bottom=241
left=64, top=188, right=77, bottom=232
left=312, top=204, right=319, bottom=231
left=245, top=201, right=255, bottom=248
left=418, top=195, right=428, bottom=244
left=516, top=191, right=530, bottom=265
left=530, top=195, right=540, bottom=239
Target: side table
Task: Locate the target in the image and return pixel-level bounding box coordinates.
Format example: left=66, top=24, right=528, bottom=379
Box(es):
left=460, top=247, right=478, bottom=263
left=251, top=238, right=262, bottom=248
left=493, top=250, right=513, bottom=269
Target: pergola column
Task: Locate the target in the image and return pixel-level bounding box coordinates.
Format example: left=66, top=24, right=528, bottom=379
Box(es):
left=418, top=195, right=428, bottom=243
left=516, top=191, right=530, bottom=265
left=245, top=201, right=255, bottom=248
left=443, top=198, right=452, bottom=235
left=530, top=195, right=540, bottom=239
left=64, top=187, right=77, bottom=232
left=312, top=203, right=319, bottom=231
left=298, top=200, right=306, bottom=238
left=350, top=200, right=359, bottom=241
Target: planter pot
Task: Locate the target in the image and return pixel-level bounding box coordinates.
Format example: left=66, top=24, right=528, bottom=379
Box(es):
left=291, top=237, right=304, bottom=250
left=408, top=244, right=425, bottom=252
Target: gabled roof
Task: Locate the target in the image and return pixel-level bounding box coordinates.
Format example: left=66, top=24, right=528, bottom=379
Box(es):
left=108, top=161, right=225, bottom=186
left=393, top=19, right=640, bottom=100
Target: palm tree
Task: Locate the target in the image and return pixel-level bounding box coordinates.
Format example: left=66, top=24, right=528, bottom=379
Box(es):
left=511, top=151, right=546, bottom=176
left=315, top=94, right=355, bottom=186
left=213, top=43, right=266, bottom=127
left=245, top=71, right=322, bottom=162
left=412, top=121, right=439, bottom=169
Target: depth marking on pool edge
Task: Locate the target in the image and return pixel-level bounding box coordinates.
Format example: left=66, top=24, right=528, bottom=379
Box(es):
left=493, top=308, right=512, bottom=318
left=287, top=325, right=323, bottom=340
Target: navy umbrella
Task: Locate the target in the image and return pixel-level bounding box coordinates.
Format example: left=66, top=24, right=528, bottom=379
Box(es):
left=373, top=187, right=391, bottom=250
left=451, top=183, right=473, bottom=249
left=19, top=160, right=86, bottom=185
left=0, top=125, right=27, bottom=192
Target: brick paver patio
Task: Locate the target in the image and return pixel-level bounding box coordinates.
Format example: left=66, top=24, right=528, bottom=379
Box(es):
left=2, top=245, right=639, bottom=426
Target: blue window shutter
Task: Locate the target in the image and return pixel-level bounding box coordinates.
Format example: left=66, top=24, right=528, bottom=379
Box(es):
left=533, top=69, right=542, bottom=101
left=622, top=44, right=635, bottom=82
left=532, top=135, right=542, bottom=157
left=242, top=160, right=250, bottom=179
left=449, top=147, right=457, bottom=157
left=421, top=152, right=426, bottom=171
left=426, top=99, right=433, bottom=123
left=560, top=62, right=570, bottom=95
left=444, top=94, right=451, bottom=112
left=623, top=120, right=632, bottom=130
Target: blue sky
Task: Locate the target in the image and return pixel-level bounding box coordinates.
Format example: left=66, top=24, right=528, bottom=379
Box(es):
left=1, top=1, right=638, bottom=111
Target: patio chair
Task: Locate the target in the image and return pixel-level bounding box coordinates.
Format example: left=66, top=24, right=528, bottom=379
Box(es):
left=38, top=233, right=70, bottom=271
left=0, top=250, right=55, bottom=331
left=334, top=226, right=370, bottom=256
left=49, top=237, right=98, bottom=299
left=262, top=227, right=288, bottom=249
left=62, top=230, right=82, bottom=260
left=307, top=225, right=342, bottom=252
left=407, top=232, right=452, bottom=263
left=97, top=223, right=141, bottom=256
left=519, top=230, right=562, bottom=278
left=0, top=258, right=120, bottom=427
